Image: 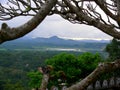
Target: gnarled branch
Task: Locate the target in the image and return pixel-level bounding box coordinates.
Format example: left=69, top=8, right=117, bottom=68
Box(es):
left=66, top=60, right=120, bottom=90
left=0, top=0, right=57, bottom=43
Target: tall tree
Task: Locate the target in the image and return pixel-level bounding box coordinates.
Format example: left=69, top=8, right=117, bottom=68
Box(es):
left=1, top=0, right=120, bottom=90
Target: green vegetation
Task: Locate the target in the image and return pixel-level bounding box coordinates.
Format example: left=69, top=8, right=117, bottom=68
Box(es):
left=100, top=38, right=120, bottom=79
left=0, top=49, right=105, bottom=89
left=27, top=71, right=43, bottom=88
left=77, top=52, right=103, bottom=78
left=105, top=38, right=120, bottom=61
left=46, top=53, right=81, bottom=86
left=0, top=36, right=108, bottom=53
left=0, top=39, right=109, bottom=89
left=27, top=52, right=103, bottom=89
left=42, top=53, right=103, bottom=88
left=0, top=50, right=60, bottom=90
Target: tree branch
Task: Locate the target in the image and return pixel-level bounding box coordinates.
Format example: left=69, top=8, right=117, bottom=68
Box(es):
left=0, top=0, right=57, bottom=44
left=38, top=65, right=53, bottom=90
left=63, top=0, right=120, bottom=39
left=94, top=0, right=120, bottom=27
left=66, top=60, right=120, bottom=90
left=94, top=0, right=117, bottom=21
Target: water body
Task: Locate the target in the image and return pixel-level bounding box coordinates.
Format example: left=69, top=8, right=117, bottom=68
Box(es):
left=45, top=48, right=83, bottom=52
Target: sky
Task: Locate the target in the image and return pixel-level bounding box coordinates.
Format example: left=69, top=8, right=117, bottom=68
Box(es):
left=0, top=1, right=113, bottom=40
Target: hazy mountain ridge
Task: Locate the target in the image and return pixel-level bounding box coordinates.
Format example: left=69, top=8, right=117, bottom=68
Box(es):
left=30, top=36, right=110, bottom=43
left=0, top=36, right=110, bottom=50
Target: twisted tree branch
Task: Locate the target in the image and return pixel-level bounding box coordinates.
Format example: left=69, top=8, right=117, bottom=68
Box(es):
left=0, top=0, right=57, bottom=43
left=63, top=0, right=120, bottom=39
left=66, top=60, right=120, bottom=90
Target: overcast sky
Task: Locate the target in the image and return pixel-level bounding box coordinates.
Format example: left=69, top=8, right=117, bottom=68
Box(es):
left=0, top=1, right=113, bottom=40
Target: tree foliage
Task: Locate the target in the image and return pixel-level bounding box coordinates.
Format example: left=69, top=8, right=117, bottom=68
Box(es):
left=3, top=82, right=24, bottom=90
left=45, top=52, right=103, bottom=87
left=27, top=71, right=43, bottom=88
left=77, top=52, right=103, bottom=77
left=46, top=53, right=81, bottom=86
left=105, top=38, right=120, bottom=60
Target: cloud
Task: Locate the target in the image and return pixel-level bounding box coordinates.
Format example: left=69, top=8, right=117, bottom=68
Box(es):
left=30, top=15, right=112, bottom=40
left=0, top=14, right=112, bottom=40
left=0, top=0, right=7, bottom=4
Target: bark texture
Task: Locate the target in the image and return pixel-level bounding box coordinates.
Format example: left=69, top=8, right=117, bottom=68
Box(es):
left=37, top=60, right=120, bottom=90
left=39, top=74, right=49, bottom=90
left=0, top=0, right=57, bottom=43
left=63, top=0, right=120, bottom=39
left=66, top=60, right=120, bottom=90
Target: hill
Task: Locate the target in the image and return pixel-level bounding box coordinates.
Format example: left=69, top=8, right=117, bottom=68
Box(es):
left=0, top=36, right=109, bottom=52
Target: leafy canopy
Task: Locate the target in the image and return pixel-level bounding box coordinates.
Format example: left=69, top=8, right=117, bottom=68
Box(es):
left=27, top=52, right=103, bottom=88
left=105, top=38, right=120, bottom=61
left=27, top=71, right=43, bottom=88
left=45, top=52, right=103, bottom=86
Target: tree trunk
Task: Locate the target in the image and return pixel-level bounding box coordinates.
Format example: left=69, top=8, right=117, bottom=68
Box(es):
left=39, top=74, right=49, bottom=90
left=66, top=60, right=120, bottom=90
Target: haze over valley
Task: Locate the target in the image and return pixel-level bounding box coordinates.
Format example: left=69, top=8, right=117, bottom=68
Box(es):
left=0, top=36, right=109, bottom=52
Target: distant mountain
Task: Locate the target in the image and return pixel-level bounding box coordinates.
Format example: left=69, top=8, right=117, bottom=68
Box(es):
left=32, top=36, right=110, bottom=44
left=0, top=36, right=110, bottom=50
left=33, top=36, right=78, bottom=45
